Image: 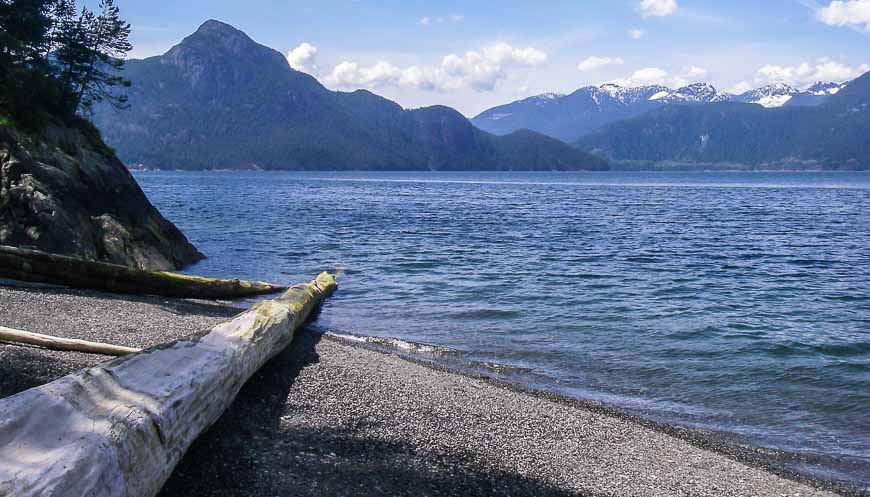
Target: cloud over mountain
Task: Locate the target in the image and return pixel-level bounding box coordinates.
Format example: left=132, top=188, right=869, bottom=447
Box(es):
left=309, top=42, right=548, bottom=93
left=577, top=56, right=625, bottom=71
left=286, top=42, right=318, bottom=73
left=755, top=58, right=870, bottom=86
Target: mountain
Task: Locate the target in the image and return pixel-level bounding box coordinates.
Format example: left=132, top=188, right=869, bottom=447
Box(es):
left=733, top=82, right=846, bottom=108
left=575, top=70, right=870, bottom=170
left=472, top=81, right=850, bottom=142
left=474, top=83, right=677, bottom=142
left=654, top=83, right=732, bottom=104
left=91, top=21, right=605, bottom=171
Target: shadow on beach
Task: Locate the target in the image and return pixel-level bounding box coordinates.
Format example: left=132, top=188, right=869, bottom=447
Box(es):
left=159, top=329, right=582, bottom=497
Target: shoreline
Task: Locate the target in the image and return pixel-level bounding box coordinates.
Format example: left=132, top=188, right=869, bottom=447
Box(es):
left=0, top=283, right=863, bottom=496
left=324, top=332, right=867, bottom=496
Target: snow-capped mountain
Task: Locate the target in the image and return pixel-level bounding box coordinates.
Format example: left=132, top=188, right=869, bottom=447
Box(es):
left=472, top=79, right=854, bottom=142
left=735, top=82, right=848, bottom=108
left=472, top=82, right=731, bottom=141
left=735, top=83, right=797, bottom=108
left=806, top=81, right=844, bottom=96
left=577, top=70, right=870, bottom=169
left=597, top=83, right=671, bottom=105
left=655, top=83, right=732, bottom=104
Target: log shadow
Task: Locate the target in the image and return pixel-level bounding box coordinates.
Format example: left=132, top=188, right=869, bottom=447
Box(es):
left=160, top=328, right=583, bottom=497
left=0, top=283, right=244, bottom=319
left=0, top=347, right=98, bottom=399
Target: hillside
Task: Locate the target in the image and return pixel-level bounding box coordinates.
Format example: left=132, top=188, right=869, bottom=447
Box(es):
left=472, top=81, right=848, bottom=143
left=574, top=71, right=870, bottom=170
left=92, top=21, right=606, bottom=171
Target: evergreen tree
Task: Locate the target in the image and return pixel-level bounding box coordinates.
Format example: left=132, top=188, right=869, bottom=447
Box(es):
left=0, top=0, right=52, bottom=66
left=0, top=0, right=132, bottom=127
left=69, top=0, right=131, bottom=113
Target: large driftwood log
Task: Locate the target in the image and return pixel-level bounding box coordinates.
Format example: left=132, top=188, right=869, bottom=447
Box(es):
left=0, top=272, right=337, bottom=497
left=0, top=326, right=141, bottom=356
left=0, top=245, right=286, bottom=299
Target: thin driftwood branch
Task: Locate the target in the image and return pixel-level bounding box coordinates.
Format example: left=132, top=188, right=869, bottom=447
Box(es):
left=0, top=272, right=337, bottom=497
left=0, top=325, right=141, bottom=356
left=0, top=245, right=287, bottom=299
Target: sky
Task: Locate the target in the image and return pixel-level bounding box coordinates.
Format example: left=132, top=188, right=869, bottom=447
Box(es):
left=111, top=0, right=870, bottom=116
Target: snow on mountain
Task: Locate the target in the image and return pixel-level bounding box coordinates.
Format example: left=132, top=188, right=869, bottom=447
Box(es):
left=471, top=77, right=856, bottom=142
left=597, top=83, right=670, bottom=105
left=805, top=82, right=845, bottom=96
left=656, top=83, right=731, bottom=104
left=736, top=82, right=848, bottom=108
left=648, top=90, right=671, bottom=101
left=736, top=83, right=798, bottom=108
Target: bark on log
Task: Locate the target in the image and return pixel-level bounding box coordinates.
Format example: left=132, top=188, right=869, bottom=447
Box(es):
left=0, top=326, right=141, bottom=356
left=0, top=245, right=286, bottom=299
left=0, top=272, right=337, bottom=497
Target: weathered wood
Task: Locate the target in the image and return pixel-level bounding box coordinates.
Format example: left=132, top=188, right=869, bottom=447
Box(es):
left=0, top=272, right=337, bottom=497
left=0, top=245, right=286, bottom=299
left=0, top=326, right=141, bottom=356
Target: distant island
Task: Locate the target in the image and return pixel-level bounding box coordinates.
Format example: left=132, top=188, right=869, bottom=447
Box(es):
left=91, top=21, right=606, bottom=172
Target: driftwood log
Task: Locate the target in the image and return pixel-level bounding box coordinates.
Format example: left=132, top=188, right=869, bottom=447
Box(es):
left=0, top=272, right=337, bottom=497
left=0, top=326, right=141, bottom=356
left=0, top=245, right=286, bottom=299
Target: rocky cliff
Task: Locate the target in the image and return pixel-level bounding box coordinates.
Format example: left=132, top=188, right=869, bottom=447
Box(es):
left=0, top=121, right=203, bottom=271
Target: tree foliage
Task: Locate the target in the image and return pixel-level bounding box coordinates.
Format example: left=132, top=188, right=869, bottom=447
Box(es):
left=0, top=0, right=131, bottom=130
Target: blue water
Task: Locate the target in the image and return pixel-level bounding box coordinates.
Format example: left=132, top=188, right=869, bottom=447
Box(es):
left=135, top=171, right=870, bottom=485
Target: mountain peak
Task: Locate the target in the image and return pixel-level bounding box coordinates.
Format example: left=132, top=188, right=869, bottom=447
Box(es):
left=196, top=19, right=238, bottom=33
left=160, top=20, right=293, bottom=90
left=176, top=19, right=260, bottom=53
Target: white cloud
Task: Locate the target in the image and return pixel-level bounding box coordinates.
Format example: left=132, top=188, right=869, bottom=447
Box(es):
left=755, top=58, right=870, bottom=86
left=420, top=14, right=464, bottom=26
left=286, top=42, right=318, bottom=73
left=611, top=67, right=670, bottom=86
left=679, top=66, right=709, bottom=84
left=323, top=42, right=548, bottom=93
left=730, top=81, right=753, bottom=94
left=816, top=0, right=870, bottom=32
left=326, top=60, right=403, bottom=88
left=628, top=28, right=647, bottom=39
left=609, top=66, right=710, bottom=88
left=577, top=56, right=625, bottom=71
left=639, top=0, right=679, bottom=17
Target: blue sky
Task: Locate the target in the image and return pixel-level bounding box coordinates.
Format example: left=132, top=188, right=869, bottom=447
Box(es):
left=112, top=0, right=869, bottom=116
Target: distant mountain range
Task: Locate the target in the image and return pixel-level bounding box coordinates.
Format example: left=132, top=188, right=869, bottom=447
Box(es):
left=575, top=71, right=870, bottom=170
left=472, top=81, right=849, bottom=143
left=92, top=21, right=606, bottom=171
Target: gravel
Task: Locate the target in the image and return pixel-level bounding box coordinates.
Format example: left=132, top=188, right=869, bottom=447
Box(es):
left=0, top=283, right=853, bottom=496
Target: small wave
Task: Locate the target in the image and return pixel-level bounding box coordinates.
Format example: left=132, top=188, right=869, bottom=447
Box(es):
left=765, top=341, right=870, bottom=358
left=328, top=332, right=458, bottom=356
left=327, top=332, right=535, bottom=377
left=451, top=309, right=521, bottom=320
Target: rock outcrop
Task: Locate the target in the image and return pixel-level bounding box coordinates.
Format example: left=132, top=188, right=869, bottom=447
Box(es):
left=0, top=122, right=203, bottom=271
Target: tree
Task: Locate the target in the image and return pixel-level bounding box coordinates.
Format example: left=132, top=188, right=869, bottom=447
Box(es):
left=68, top=0, right=132, bottom=113
left=0, top=0, right=132, bottom=128
left=0, top=0, right=59, bottom=127
left=0, top=0, right=53, bottom=66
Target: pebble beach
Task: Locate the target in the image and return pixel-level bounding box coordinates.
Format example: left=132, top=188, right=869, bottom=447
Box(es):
left=0, top=283, right=855, bottom=496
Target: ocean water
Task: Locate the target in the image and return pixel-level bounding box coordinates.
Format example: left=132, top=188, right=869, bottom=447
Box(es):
left=135, top=171, right=870, bottom=485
